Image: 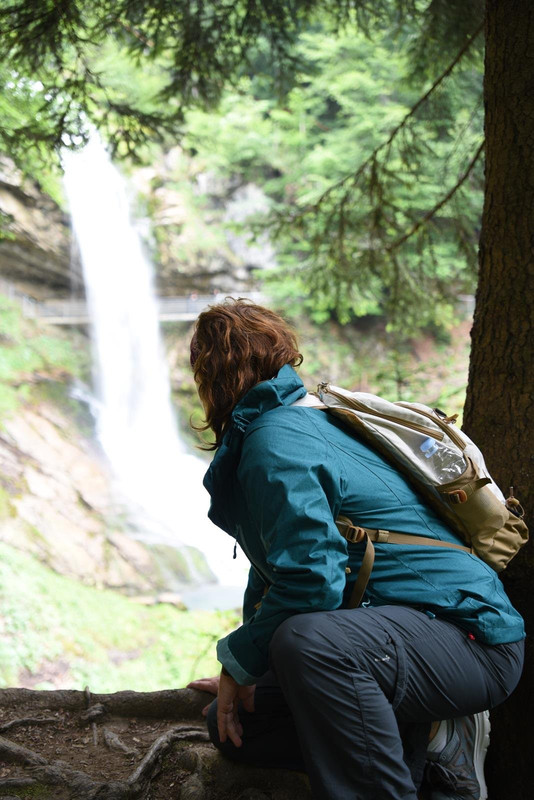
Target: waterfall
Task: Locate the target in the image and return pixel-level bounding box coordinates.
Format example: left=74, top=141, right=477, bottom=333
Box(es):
left=62, top=135, right=248, bottom=607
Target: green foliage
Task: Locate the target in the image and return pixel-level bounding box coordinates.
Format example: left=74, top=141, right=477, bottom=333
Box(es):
left=0, top=541, right=239, bottom=690
left=0, top=2, right=485, bottom=329
left=172, top=378, right=213, bottom=455
left=0, top=64, right=65, bottom=201
left=405, top=0, right=484, bottom=81
left=296, top=315, right=470, bottom=421
left=0, top=294, right=86, bottom=422
left=180, top=24, right=483, bottom=331
left=0, top=1, right=483, bottom=159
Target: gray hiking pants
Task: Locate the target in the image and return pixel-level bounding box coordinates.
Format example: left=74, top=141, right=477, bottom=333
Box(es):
left=207, top=605, right=524, bottom=800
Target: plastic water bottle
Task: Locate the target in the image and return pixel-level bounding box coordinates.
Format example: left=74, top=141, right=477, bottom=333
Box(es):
left=419, top=437, right=466, bottom=484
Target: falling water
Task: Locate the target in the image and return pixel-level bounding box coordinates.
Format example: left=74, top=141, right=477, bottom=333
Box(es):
left=62, top=135, right=248, bottom=607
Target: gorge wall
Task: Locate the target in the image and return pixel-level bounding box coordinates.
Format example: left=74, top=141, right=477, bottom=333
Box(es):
left=0, top=149, right=268, bottom=300
left=0, top=394, right=217, bottom=597
left=0, top=158, right=74, bottom=298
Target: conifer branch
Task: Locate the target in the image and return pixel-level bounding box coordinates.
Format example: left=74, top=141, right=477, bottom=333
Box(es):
left=305, top=19, right=484, bottom=214
left=386, top=138, right=485, bottom=252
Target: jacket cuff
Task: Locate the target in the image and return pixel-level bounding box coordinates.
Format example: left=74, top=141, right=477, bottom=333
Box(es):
left=216, top=628, right=268, bottom=685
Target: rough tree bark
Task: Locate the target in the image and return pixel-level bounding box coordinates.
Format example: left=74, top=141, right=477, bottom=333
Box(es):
left=463, top=1, right=534, bottom=797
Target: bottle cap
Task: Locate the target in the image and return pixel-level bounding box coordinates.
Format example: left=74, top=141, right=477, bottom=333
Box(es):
left=420, top=437, right=439, bottom=457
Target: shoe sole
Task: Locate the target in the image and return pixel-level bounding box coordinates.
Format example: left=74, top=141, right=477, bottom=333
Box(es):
left=473, top=710, right=491, bottom=800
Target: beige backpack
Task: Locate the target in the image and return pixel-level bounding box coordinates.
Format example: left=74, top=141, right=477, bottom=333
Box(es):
left=293, top=383, right=529, bottom=608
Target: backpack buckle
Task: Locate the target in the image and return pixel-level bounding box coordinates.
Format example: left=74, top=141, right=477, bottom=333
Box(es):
left=448, top=489, right=468, bottom=504
left=345, top=525, right=366, bottom=544
left=336, top=516, right=371, bottom=544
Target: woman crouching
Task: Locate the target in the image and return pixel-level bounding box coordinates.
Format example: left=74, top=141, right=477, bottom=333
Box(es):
left=188, top=298, right=524, bottom=800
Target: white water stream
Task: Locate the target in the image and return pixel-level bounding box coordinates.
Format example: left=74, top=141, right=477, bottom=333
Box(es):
left=62, top=135, right=248, bottom=608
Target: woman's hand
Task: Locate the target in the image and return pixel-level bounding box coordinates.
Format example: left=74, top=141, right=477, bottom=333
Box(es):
left=187, top=676, right=219, bottom=716
left=217, top=671, right=255, bottom=748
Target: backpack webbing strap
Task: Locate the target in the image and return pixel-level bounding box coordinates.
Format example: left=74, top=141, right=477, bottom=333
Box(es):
left=347, top=532, right=375, bottom=609
left=335, top=516, right=473, bottom=609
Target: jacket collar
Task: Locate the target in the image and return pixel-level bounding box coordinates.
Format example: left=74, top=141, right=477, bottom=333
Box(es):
left=230, top=363, right=307, bottom=433
left=203, top=364, right=306, bottom=532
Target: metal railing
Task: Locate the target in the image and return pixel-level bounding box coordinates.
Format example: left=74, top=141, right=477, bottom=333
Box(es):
left=0, top=278, right=40, bottom=318
left=0, top=281, right=265, bottom=324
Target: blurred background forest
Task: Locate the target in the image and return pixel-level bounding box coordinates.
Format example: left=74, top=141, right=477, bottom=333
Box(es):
left=0, top=2, right=484, bottom=692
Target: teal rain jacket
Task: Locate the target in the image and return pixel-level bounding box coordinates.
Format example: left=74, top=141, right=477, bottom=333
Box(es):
left=204, top=365, right=525, bottom=685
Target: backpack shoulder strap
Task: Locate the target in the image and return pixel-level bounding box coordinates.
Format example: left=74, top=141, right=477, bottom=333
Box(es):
left=290, top=392, right=327, bottom=409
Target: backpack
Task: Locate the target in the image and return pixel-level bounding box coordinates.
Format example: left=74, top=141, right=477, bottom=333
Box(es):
left=293, top=383, right=529, bottom=608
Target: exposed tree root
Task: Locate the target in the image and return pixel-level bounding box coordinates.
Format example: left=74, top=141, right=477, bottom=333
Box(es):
left=103, top=728, right=140, bottom=758
left=0, top=688, right=311, bottom=799
left=0, top=717, right=58, bottom=733
left=81, top=704, right=107, bottom=723
left=128, top=726, right=208, bottom=786
left=0, top=687, right=209, bottom=719
left=0, top=733, right=119, bottom=798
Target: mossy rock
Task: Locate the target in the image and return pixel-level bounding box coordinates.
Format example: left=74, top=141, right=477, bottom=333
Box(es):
left=148, top=542, right=216, bottom=587
left=0, top=484, right=16, bottom=519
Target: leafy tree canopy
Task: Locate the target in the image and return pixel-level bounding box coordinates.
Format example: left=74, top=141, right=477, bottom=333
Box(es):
left=0, top=0, right=485, bottom=330
left=182, top=20, right=484, bottom=330
left=0, top=0, right=483, bottom=159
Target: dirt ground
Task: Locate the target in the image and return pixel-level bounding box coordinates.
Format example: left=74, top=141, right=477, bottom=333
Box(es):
left=0, top=687, right=311, bottom=800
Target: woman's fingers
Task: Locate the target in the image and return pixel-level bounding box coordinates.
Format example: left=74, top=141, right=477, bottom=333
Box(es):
left=217, top=673, right=242, bottom=746
left=187, top=676, right=220, bottom=695
left=216, top=673, right=256, bottom=747
left=217, top=703, right=243, bottom=747
left=187, top=677, right=218, bottom=719
left=233, top=706, right=243, bottom=737
left=226, top=709, right=244, bottom=747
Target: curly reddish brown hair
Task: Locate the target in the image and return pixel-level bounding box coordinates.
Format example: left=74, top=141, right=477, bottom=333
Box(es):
left=190, top=298, right=303, bottom=449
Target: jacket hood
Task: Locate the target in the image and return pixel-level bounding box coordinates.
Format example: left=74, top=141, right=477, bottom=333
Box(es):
left=230, top=363, right=307, bottom=429
left=203, top=364, right=306, bottom=533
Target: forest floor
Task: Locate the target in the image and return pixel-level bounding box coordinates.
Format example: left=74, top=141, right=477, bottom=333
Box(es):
left=0, top=687, right=311, bottom=800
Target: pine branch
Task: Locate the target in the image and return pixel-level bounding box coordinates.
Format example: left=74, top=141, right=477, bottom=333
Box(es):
left=303, top=19, right=484, bottom=214
left=386, top=138, right=485, bottom=252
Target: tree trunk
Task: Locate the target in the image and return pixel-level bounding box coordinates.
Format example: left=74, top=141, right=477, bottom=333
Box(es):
left=463, top=1, right=534, bottom=796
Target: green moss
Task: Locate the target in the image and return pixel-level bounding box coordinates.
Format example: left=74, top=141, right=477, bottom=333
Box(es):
left=186, top=545, right=217, bottom=582
left=24, top=522, right=52, bottom=558
left=0, top=380, right=23, bottom=420
left=0, top=484, right=16, bottom=518
left=147, top=543, right=216, bottom=587
left=10, top=784, right=58, bottom=799
left=32, top=379, right=95, bottom=437
left=0, top=294, right=87, bottom=425
left=149, top=542, right=191, bottom=583
left=172, top=380, right=213, bottom=454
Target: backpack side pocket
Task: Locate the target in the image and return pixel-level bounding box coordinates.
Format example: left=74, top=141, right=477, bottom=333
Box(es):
left=436, top=457, right=529, bottom=571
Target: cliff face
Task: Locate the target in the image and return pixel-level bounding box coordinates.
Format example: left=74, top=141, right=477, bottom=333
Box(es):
left=0, top=158, right=76, bottom=298
left=132, top=147, right=272, bottom=296
left=0, top=149, right=268, bottom=299
left=0, top=395, right=214, bottom=596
